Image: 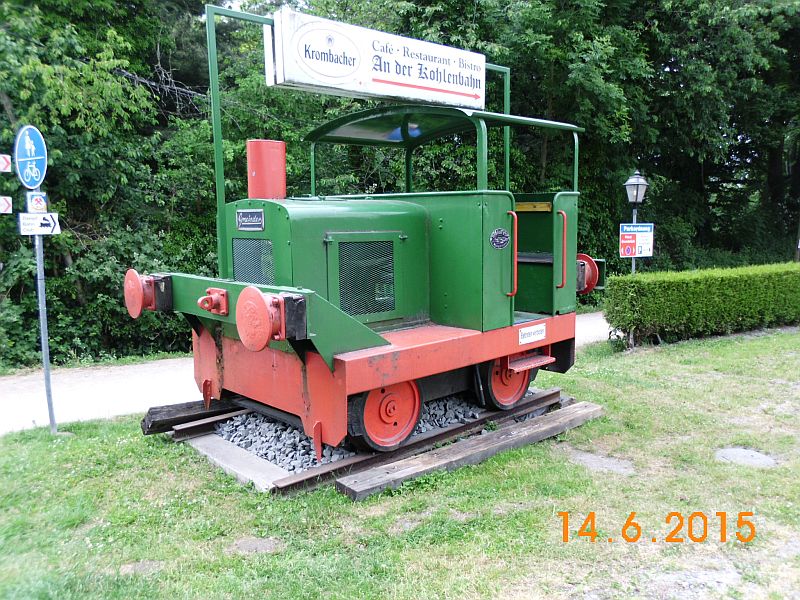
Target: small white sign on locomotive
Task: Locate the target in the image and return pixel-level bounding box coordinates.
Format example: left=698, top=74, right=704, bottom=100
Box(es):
left=268, top=7, right=486, bottom=109
left=519, top=323, right=547, bottom=345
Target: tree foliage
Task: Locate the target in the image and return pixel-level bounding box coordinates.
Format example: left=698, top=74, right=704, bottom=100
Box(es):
left=0, top=0, right=798, bottom=366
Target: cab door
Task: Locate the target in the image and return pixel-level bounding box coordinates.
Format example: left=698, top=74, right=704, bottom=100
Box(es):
left=481, top=191, right=516, bottom=330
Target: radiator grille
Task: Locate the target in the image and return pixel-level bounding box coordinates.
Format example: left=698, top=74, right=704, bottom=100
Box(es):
left=339, top=241, right=395, bottom=316
left=233, top=238, right=275, bottom=285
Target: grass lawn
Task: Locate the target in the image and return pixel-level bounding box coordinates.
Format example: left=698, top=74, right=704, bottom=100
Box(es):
left=1, top=329, right=798, bottom=599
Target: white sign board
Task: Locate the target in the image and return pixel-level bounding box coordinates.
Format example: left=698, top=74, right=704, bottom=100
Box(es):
left=19, top=212, right=61, bottom=236
left=619, top=223, right=654, bottom=258
left=0, top=196, right=11, bottom=214
left=270, top=8, right=486, bottom=108
left=519, top=323, right=546, bottom=345
left=0, top=154, right=11, bottom=173
left=26, top=191, right=48, bottom=213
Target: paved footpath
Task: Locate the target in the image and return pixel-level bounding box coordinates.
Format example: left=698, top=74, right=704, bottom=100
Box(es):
left=1, top=312, right=612, bottom=436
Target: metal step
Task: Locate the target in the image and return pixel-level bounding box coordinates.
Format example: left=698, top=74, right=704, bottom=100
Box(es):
left=508, top=354, right=556, bottom=373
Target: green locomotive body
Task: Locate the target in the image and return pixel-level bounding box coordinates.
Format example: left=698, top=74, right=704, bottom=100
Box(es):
left=125, top=104, right=603, bottom=455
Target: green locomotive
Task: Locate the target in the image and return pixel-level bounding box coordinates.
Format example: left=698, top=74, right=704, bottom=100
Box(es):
left=124, top=8, right=603, bottom=457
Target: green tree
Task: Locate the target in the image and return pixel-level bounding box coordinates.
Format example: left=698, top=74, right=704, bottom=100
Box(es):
left=0, top=5, right=181, bottom=364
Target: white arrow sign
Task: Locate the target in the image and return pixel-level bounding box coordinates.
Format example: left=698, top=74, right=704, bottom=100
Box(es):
left=0, top=154, right=11, bottom=173
left=19, top=212, right=61, bottom=235
left=0, top=196, right=12, bottom=214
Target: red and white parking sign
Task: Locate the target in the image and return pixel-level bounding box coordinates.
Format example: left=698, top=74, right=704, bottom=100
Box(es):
left=619, top=223, right=654, bottom=258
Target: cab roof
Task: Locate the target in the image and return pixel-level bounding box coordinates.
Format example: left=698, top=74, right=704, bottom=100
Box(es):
left=305, top=104, right=583, bottom=148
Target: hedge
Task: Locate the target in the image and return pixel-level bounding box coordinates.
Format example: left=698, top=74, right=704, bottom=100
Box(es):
left=604, top=262, right=800, bottom=342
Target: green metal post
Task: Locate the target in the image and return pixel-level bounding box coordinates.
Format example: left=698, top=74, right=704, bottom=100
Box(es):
left=205, top=5, right=274, bottom=278
left=405, top=148, right=413, bottom=192
left=310, top=142, right=317, bottom=196
left=206, top=6, right=229, bottom=278
left=572, top=132, right=579, bottom=192
left=503, top=69, right=511, bottom=191
left=475, top=119, right=489, bottom=190
left=486, top=63, right=511, bottom=191
left=401, top=115, right=413, bottom=192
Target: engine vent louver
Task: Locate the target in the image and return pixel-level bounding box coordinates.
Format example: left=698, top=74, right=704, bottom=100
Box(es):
left=339, top=241, right=395, bottom=316
left=233, top=238, right=275, bottom=285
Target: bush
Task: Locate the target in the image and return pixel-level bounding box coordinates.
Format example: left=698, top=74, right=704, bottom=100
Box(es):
left=605, top=263, right=800, bottom=342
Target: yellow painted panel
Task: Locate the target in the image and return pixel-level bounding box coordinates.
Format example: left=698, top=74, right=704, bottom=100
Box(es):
left=515, top=202, right=552, bottom=212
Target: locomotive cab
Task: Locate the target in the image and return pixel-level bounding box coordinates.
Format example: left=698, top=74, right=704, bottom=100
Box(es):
left=300, top=104, right=601, bottom=328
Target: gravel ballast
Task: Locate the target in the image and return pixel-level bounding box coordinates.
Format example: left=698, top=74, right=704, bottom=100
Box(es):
left=215, top=395, right=488, bottom=475
left=413, top=396, right=482, bottom=434
left=215, top=413, right=356, bottom=474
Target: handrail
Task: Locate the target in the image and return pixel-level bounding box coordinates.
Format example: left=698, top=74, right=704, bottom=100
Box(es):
left=507, top=210, right=518, bottom=297
left=556, top=210, right=567, bottom=289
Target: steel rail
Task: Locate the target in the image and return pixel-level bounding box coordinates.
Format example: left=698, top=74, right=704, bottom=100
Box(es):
left=162, top=387, right=566, bottom=491
left=171, top=409, right=251, bottom=441
left=271, top=387, right=564, bottom=494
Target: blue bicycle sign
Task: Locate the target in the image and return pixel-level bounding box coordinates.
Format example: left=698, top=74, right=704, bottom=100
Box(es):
left=14, top=125, right=47, bottom=189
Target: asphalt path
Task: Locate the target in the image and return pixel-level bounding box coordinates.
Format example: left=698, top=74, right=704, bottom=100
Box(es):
left=1, top=312, right=612, bottom=436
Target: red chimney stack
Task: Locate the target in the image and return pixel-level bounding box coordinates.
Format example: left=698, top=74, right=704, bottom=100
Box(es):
left=246, top=139, right=286, bottom=200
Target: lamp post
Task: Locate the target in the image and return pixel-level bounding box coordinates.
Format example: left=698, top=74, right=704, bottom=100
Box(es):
left=623, top=170, right=649, bottom=274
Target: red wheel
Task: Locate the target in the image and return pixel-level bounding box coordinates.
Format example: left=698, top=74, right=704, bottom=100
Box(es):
left=347, top=381, right=421, bottom=452
left=480, top=358, right=532, bottom=410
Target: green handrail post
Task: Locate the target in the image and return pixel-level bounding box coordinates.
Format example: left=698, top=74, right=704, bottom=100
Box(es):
left=475, top=118, right=489, bottom=190
left=572, top=132, right=579, bottom=192
left=310, top=142, right=317, bottom=196
left=486, top=63, right=511, bottom=191
left=405, top=148, right=413, bottom=192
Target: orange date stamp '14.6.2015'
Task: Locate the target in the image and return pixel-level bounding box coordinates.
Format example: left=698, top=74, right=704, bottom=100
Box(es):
left=558, top=511, right=757, bottom=544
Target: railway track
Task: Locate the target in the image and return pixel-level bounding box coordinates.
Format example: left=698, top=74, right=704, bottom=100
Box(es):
left=143, top=388, right=602, bottom=499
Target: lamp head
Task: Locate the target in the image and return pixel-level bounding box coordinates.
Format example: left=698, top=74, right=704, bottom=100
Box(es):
left=624, top=170, right=649, bottom=204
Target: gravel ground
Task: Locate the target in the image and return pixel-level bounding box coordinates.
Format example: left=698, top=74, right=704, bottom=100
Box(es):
left=413, top=396, right=482, bottom=434
left=214, top=393, right=554, bottom=474
left=215, top=414, right=356, bottom=474
left=215, top=395, right=487, bottom=474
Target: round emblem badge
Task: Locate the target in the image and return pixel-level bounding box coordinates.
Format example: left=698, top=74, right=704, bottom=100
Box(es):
left=490, top=228, right=510, bottom=249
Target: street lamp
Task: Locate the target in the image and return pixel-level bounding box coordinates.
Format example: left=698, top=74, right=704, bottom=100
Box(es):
left=624, top=170, right=649, bottom=206
left=623, top=170, right=648, bottom=273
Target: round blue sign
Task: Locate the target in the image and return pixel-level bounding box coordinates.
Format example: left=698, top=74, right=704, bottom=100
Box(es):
left=14, top=125, right=47, bottom=190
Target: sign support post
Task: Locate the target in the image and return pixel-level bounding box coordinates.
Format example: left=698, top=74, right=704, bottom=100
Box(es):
left=629, top=208, right=636, bottom=349
left=14, top=125, right=58, bottom=433
left=631, top=206, right=637, bottom=274
left=32, top=203, right=57, bottom=434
